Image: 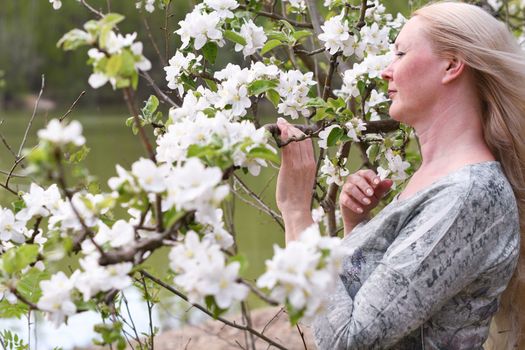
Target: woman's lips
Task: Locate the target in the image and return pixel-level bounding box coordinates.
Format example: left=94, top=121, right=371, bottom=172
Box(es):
left=387, top=90, right=397, bottom=98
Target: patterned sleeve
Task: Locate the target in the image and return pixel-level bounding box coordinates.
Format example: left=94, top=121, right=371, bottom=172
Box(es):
left=313, top=183, right=519, bottom=349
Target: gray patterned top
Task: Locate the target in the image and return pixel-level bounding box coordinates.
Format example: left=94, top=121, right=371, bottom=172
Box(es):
left=313, top=161, right=520, bottom=350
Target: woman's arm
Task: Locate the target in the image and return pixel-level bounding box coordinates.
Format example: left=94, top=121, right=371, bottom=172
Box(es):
left=275, top=118, right=316, bottom=243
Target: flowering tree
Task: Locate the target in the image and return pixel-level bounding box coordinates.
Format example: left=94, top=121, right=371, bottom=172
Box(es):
left=1, top=0, right=524, bottom=348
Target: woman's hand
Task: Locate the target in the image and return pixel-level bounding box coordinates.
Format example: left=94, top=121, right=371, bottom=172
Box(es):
left=276, top=118, right=316, bottom=242
left=340, top=169, right=393, bottom=235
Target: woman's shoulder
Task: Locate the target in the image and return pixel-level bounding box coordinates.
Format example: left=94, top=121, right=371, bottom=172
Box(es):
left=401, top=161, right=515, bottom=208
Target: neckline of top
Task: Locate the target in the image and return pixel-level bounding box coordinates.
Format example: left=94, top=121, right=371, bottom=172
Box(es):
left=391, top=160, right=501, bottom=205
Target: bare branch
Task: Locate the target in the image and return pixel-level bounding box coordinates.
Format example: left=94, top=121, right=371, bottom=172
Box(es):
left=122, top=87, right=157, bottom=162
left=0, top=121, right=17, bottom=159
left=18, top=75, right=44, bottom=157
left=239, top=279, right=279, bottom=306
left=60, top=91, right=86, bottom=122
left=239, top=5, right=313, bottom=28
left=139, top=71, right=180, bottom=107
left=233, top=175, right=284, bottom=230
left=79, top=0, right=104, bottom=17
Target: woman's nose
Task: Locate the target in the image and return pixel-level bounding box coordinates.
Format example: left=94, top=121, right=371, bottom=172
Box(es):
left=381, top=63, right=393, bottom=81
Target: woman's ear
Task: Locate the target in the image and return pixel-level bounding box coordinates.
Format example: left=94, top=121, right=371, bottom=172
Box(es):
left=442, top=57, right=466, bottom=84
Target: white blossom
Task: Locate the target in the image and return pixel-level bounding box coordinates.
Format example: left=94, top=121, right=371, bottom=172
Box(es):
left=286, top=0, right=307, bottom=12
left=95, top=220, right=135, bottom=248
left=49, top=0, right=62, bottom=10
left=169, top=231, right=248, bottom=308
left=0, top=208, right=27, bottom=243
left=37, top=272, right=77, bottom=327
left=320, top=156, right=349, bottom=186
left=37, top=119, right=85, bottom=146
left=74, top=256, right=133, bottom=301
left=318, top=125, right=341, bottom=149
left=234, top=20, right=267, bottom=58
left=131, top=158, right=168, bottom=193
left=379, top=149, right=411, bottom=181
left=16, top=184, right=62, bottom=222
left=345, top=118, right=367, bottom=142
left=176, top=8, right=224, bottom=50
left=164, top=52, right=203, bottom=96
left=318, top=14, right=356, bottom=56
left=204, top=0, right=239, bottom=19
left=257, top=225, right=344, bottom=319
left=277, top=70, right=316, bottom=119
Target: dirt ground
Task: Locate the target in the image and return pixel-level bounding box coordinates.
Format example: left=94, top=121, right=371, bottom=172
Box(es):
left=147, top=307, right=316, bottom=350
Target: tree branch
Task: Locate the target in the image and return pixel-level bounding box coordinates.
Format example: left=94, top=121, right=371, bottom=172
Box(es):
left=18, top=75, right=44, bottom=157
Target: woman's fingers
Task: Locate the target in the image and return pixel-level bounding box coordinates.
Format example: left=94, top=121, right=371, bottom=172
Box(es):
left=340, top=191, right=364, bottom=214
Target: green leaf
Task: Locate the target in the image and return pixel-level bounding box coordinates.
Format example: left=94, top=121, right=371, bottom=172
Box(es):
left=292, top=30, right=312, bottom=42
left=201, top=42, right=218, bottom=64
left=261, top=39, right=283, bottom=55
left=11, top=199, right=25, bottom=214
left=327, top=126, right=344, bottom=147
left=247, top=146, right=279, bottom=163
left=57, top=29, right=92, bottom=51
left=223, top=30, right=247, bottom=46
left=247, top=80, right=278, bottom=96
left=306, top=97, right=327, bottom=108
left=265, top=89, right=280, bottom=107
left=327, top=97, right=346, bottom=110
left=366, top=144, right=380, bottom=163
left=204, top=78, right=218, bottom=92
left=3, top=245, right=40, bottom=275
left=142, top=95, right=159, bottom=119
left=285, top=301, right=305, bottom=325
left=106, top=55, right=123, bottom=77
left=100, top=13, right=125, bottom=29
left=267, top=31, right=289, bottom=42
left=17, top=268, right=50, bottom=303
left=0, top=300, right=28, bottom=319
left=120, top=50, right=136, bottom=77
left=68, top=145, right=90, bottom=164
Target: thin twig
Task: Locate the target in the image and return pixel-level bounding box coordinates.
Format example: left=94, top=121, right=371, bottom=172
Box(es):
left=122, top=293, right=143, bottom=348
left=296, top=323, right=308, bottom=350
left=239, top=5, right=313, bottom=28
left=142, top=16, right=166, bottom=66
left=239, top=279, right=279, bottom=306
left=122, top=87, right=156, bottom=162
left=139, top=72, right=180, bottom=107
left=233, top=175, right=284, bottom=230
left=60, top=91, right=85, bottom=122
left=79, top=0, right=104, bottom=17
left=18, top=75, right=44, bottom=157
left=140, top=270, right=288, bottom=350
left=140, top=273, right=155, bottom=350
left=0, top=121, right=17, bottom=159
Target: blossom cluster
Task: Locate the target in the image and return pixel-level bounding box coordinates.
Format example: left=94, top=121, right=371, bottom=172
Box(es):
left=164, top=51, right=203, bottom=97
left=87, top=31, right=151, bottom=89
left=257, top=225, right=345, bottom=320
left=320, top=156, right=350, bottom=186
left=376, top=148, right=411, bottom=182
left=169, top=231, right=248, bottom=309
left=277, top=70, right=317, bottom=119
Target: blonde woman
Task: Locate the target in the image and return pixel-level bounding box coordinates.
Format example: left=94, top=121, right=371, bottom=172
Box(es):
left=276, top=2, right=525, bottom=348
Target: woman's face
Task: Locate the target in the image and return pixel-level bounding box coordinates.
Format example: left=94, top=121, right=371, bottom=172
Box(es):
left=381, top=16, right=450, bottom=125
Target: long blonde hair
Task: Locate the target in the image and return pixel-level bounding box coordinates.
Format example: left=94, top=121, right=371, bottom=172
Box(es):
left=413, top=2, right=525, bottom=349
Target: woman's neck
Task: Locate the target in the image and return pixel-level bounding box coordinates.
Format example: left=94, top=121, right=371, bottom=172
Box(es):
left=413, top=100, right=494, bottom=172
